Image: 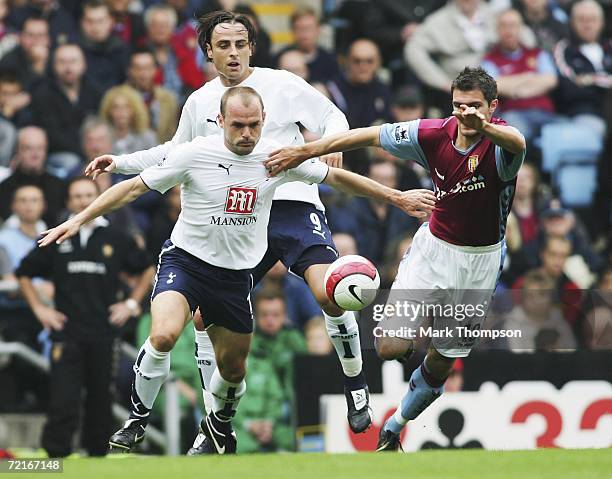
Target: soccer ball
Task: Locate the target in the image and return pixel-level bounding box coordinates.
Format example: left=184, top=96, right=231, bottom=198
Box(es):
left=324, top=255, right=380, bottom=311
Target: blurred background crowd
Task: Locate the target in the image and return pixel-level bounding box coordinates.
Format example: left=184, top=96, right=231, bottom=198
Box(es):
left=0, top=0, right=611, bottom=455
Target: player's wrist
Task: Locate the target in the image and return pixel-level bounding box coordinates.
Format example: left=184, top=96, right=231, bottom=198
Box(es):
left=125, top=298, right=141, bottom=316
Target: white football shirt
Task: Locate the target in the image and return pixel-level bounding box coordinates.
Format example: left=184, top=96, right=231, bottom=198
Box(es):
left=114, top=68, right=348, bottom=211
left=139, top=134, right=329, bottom=270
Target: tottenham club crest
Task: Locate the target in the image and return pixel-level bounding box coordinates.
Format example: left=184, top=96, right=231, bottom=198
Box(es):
left=467, top=155, right=479, bottom=173
left=224, top=186, right=258, bottom=215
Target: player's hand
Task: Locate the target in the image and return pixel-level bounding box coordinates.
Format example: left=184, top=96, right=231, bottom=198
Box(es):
left=264, top=146, right=309, bottom=176
left=394, top=189, right=436, bottom=218
left=85, top=154, right=117, bottom=180
left=33, top=304, right=67, bottom=331
left=108, top=302, right=134, bottom=327
left=320, top=152, right=342, bottom=169
left=38, top=218, right=81, bottom=247
left=452, top=104, right=487, bottom=132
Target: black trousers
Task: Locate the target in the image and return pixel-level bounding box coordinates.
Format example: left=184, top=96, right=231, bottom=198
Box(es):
left=42, top=339, right=117, bottom=457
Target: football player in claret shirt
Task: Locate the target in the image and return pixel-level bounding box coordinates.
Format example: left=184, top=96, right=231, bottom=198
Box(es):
left=266, top=66, right=527, bottom=451
left=39, top=86, right=435, bottom=454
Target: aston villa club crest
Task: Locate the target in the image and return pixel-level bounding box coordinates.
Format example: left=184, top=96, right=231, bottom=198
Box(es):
left=468, top=155, right=479, bottom=173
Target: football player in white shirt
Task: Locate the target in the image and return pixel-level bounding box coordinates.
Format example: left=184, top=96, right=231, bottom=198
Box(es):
left=41, top=87, right=436, bottom=454
left=84, top=10, right=386, bottom=445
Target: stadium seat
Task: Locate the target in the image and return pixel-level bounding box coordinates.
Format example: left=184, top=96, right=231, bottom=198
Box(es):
left=540, top=122, right=603, bottom=174
left=554, top=158, right=599, bottom=208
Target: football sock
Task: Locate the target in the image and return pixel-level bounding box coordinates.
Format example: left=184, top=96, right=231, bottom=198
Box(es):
left=194, top=328, right=216, bottom=413
left=128, top=337, right=170, bottom=426
left=209, top=368, right=246, bottom=423
left=384, top=362, right=445, bottom=434
left=324, top=311, right=366, bottom=388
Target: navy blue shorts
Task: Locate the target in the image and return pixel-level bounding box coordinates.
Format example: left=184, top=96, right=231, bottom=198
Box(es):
left=252, top=200, right=338, bottom=284
left=151, top=241, right=254, bottom=334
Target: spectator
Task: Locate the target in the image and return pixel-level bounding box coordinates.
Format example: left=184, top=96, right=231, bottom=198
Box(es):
left=257, top=261, right=323, bottom=330
left=515, top=235, right=582, bottom=326
left=0, top=126, right=66, bottom=226
left=143, top=4, right=183, bottom=99
left=327, top=38, right=392, bottom=128
left=482, top=9, right=558, bottom=145
left=582, top=266, right=612, bottom=349
left=233, top=4, right=273, bottom=69
left=529, top=200, right=603, bottom=278
left=0, top=71, right=32, bottom=167
left=390, top=84, right=425, bottom=123
left=505, top=270, right=577, bottom=352
left=78, top=116, right=143, bottom=240
left=0, top=17, right=50, bottom=93
left=332, top=232, right=358, bottom=257
left=276, top=7, right=339, bottom=84
left=512, top=162, right=546, bottom=245
left=0, top=70, right=32, bottom=128
left=517, top=0, right=569, bottom=53
left=381, top=232, right=414, bottom=288
left=106, top=0, right=146, bottom=47
left=553, top=0, right=612, bottom=139
left=327, top=160, right=418, bottom=265
left=31, top=43, right=102, bottom=178
left=17, top=176, right=154, bottom=457
left=166, top=3, right=203, bottom=95
left=303, top=317, right=333, bottom=355
left=277, top=49, right=309, bottom=81
left=99, top=84, right=157, bottom=155
left=405, top=0, right=498, bottom=113
left=0, top=0, right=19, bottom=61
left=126, top=47, right=178, bottom=143
left=79, top=0, right=129, bottom=91
left=361, top=0, right=446, bottom=84
left=234, top=290, right=306, bottom=452
left=8, top=0, right=77, bottom=46
left=0, top=185, right=48, bottom=348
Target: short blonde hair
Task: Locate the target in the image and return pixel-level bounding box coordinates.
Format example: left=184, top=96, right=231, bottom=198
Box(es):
left=99, top=84, right=150, bottom=133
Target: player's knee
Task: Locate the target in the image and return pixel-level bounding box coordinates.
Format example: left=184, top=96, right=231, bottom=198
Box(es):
left=217, top=356, right=246, bottom=383
left=149, top=332, right=177, bottom=353
left=375, top=337, right=412, bottom=361
left=320, top=297, right=344, bottom=317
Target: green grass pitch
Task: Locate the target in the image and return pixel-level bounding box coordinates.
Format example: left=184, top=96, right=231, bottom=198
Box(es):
left=10, top=449, right=610, bottom=479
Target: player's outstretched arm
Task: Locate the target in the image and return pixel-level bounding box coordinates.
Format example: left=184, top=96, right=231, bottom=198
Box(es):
left=265, top=126, right=382, bottom=175
left=38, top=177, right=149, bottom=247
left=324, top=167, right=436, bottom=219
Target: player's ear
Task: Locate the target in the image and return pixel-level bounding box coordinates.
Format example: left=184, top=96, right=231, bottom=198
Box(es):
left=217, top=113, right=224, bottom=128
left=206, top=42, right=213, bottom=62
left=262, top=111, right=266, bottom=124
left=489, top=98, right=498, bottom=115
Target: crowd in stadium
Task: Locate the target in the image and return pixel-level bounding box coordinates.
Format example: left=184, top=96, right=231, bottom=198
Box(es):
left=0, top=0, right=611, bottom=455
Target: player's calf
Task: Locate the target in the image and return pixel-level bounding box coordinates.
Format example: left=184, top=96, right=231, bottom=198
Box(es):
left=375, top=336, right=415, bottom=362
left=379, top=348, right=454, bottom=450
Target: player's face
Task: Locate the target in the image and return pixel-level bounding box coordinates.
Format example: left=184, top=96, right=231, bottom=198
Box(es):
left=206, top=22, right=252, bottom=86
left=452, top=89, right=497, bottom=137
left=218, top=98, right=265, bottom=155
left=68, top=180, right=98, bottom=214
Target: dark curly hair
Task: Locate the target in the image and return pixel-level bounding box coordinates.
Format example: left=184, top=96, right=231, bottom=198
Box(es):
left=196, top=10, right=256, bottom=63
left=451, top=67, right=498, bottom=104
